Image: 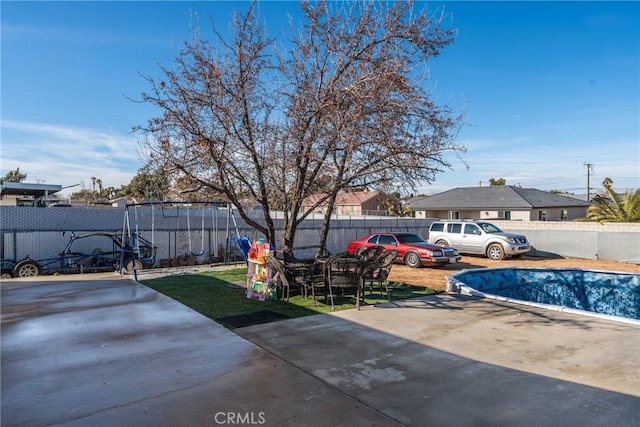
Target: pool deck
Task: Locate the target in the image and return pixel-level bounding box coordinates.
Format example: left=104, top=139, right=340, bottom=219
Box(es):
left=2, top=273, right=639, bottom=426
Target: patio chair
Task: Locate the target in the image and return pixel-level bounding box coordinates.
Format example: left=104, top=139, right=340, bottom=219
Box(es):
left=268, top=254, right=310, bottom=301
left=363, top=249, right=398, bottom=301
left=282, top=258, right=323, bottom=304
left=357, top=245, right=385, bottom=263
left=324, top=252, right=365, bottom=310
left=297, top=260, right=325, bottom=305
left=268, top=254, right=293, bottom=300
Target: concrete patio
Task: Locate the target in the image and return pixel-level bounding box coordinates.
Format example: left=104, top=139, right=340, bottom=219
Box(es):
left=1, top=273, right=638, bottom=426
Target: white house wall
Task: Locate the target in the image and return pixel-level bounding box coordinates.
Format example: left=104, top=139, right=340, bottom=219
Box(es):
left=509, top=211, right=530, bottom=221
left=417, top=208, right=586, bottom=222
left=479, top=210, right=529, bottom=220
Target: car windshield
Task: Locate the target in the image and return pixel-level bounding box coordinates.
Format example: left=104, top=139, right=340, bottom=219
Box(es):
left=478, top=222, right=502, bottom=233
left=396, top=234, right=425, bottom=244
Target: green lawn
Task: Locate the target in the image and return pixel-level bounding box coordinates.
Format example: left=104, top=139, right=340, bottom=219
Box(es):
left=140, top=268, right=439, bottom=329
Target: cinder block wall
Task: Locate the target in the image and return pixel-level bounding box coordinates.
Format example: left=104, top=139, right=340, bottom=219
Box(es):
left=490, top=220, right=640, bottom=263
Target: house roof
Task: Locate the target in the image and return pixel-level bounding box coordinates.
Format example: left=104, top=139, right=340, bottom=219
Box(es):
left=408, top=186, right=591, bottom=210
left=303, top=191, right=382, bottom=207
left=406, top=195, right=431, bottom=206
left=335, top=191, right=381, bottom=205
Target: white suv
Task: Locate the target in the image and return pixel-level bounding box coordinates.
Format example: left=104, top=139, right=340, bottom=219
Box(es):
left=427, top=220, right=531, bottom=260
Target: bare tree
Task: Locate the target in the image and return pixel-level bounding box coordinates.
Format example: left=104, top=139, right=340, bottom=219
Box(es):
left=135, top=0, right=465, bottom=259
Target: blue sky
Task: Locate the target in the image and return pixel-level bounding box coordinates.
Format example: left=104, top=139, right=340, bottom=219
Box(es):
left=2, top=1, right=638, bottom=197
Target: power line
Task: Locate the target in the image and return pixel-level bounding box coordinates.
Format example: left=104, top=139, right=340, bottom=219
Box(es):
left=528, top=175, right=583, bottom=187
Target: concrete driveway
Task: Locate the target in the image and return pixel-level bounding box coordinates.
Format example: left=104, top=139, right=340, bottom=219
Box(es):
left=2, top=274, right=638, bottom=426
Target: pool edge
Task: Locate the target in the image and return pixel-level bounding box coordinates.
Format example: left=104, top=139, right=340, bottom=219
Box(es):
left=447, top=267, right=640, bottom=327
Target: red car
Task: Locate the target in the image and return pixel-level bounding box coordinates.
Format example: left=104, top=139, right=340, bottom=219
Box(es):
left=346, top=232, right=461, bottom=268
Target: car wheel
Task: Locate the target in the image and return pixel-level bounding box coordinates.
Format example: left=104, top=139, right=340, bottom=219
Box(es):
left=125, top=259, right=143, bottom=274
left=14, top=260, right=42, bottom=277
left=356, top=247, right=366, bottom=256
left=404, top=252, right=422, bottom=268
left=487, top=244, right=505, bottom=261
left=435, top=240, right=448, bottom=246
left=1, top=271, right=13, bottom=279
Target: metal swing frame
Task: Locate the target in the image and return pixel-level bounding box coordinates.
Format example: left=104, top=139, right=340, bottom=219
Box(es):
left=186, top=205, right=206, bottom=257
left=123, top=201, right=229, bottom=280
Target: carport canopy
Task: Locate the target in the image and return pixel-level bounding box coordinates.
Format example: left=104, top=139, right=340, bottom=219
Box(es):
left=0, top=181, right=62, bottom=205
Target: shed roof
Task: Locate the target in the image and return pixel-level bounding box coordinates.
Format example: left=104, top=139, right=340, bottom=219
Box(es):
left=408, top=186, right=591, bottom=210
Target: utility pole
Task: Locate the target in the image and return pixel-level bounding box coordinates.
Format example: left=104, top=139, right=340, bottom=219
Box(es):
left=584, top=162, right=593, bottom=201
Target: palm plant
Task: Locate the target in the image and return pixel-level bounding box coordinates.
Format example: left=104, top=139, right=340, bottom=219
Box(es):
left=587, top=177, right=640, bottom=223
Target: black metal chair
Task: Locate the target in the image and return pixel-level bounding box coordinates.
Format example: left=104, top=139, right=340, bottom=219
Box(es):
left=363, top=249, right=398, bottom=301
left=283, top=258, right=324, bottom=304
left=268, top=254, right=295, bottom=301
left=357, top=245, right=386, bottom=263
left=269, top=254, right=320, bottom=302
left=300, top=260, right=326, bottom=305
left=324, top=252, right=366, bottom=310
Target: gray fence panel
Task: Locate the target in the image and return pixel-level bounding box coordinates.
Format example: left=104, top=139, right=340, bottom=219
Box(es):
left=1, top=207, right=124, bottom=232
left=2, top=206, right=639, bottom=264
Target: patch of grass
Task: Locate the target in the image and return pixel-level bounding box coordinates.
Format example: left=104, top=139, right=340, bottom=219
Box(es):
left=140, top=268, right=439, bottom=329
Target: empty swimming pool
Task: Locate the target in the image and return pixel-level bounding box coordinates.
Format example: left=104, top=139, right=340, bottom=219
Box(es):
left=447, top=268, right=640, bottom=325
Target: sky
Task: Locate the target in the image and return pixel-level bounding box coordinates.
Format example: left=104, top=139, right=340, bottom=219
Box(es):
left=1, top=1, right=639, bottom=197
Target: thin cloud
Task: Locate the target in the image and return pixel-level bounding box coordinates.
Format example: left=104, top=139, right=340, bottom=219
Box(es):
left=1, top=120, right=144, bottom=191
left=433, top=134, right=639, bottom=194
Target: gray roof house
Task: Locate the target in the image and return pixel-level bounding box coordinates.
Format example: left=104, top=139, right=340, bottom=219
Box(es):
left=408, top=186, right=591, bottom=221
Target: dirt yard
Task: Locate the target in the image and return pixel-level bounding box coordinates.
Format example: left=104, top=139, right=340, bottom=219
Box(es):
left=388, top=255, right=640, bottom=292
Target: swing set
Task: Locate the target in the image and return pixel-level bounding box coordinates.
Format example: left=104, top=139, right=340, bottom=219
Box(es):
left=122, top=201, right=245, bottom=279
